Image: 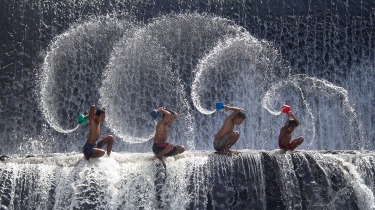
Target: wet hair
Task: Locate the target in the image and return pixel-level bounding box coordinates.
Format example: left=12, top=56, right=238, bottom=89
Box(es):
left=95, top=108, right=105, bottom=116
left=289, top=120, right=298, bottom=127
left=235, top=112, right=246, bottom=120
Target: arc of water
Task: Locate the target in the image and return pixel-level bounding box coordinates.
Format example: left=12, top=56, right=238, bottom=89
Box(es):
left=262, top=74, right=365, bottom=150
left=289, top=78, right=316, bottom=150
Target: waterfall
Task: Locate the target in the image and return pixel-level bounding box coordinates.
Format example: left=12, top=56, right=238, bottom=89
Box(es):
left=1, top=0, right=374, bottom=209
left=1, top=151, right=375, bottom=209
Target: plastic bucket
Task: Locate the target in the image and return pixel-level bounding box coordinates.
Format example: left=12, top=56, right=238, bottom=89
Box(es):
left=281, top=105, right=291, bottom=113
left=216, top=102, right=224, bottom=109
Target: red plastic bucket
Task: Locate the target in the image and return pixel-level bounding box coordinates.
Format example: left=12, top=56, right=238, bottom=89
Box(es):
left=281, top=105, right=291, bottom=113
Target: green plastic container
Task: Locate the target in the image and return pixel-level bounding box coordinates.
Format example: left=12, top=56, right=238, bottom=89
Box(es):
left=77, top=114, right=88, bottom=125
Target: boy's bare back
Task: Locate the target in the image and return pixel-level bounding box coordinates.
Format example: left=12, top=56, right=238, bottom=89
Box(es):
left=153, top=107, right=176, bottom=144
left=278, top=127, right=292, bottom=148
left=215, top=117, right=235, bottom=139
left=215, top=105, right=244, bottom=139
left=154, top=121, right=169, bottom=144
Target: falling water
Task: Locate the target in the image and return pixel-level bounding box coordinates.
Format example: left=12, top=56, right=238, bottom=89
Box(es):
left=261, top=74, right=365, bottom=150
left=1, top=0, right=375, bottom=209
left=40, top=17, right=132, bottom=133
left=2, top=151, right=375, bottom=209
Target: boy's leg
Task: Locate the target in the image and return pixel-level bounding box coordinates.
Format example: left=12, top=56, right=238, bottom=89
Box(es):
left=175, top=145, right=185, bottom=154
left=83, top=143, right=104, bottom=160
left=97, top=135, right=114, bottom=156
left=289, top=137, right=304, bottom=151
left=157, top=144, right=175, bottom=157
left=154, top=144, right=184, bottom=167
left=162, top=144, right=185, bottom=156
left=223, top=132, right=240, bottom=152
left=91, top=148, right=106, bottom=158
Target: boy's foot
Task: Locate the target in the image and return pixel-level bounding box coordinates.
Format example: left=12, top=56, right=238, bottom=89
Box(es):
left=215, top=150, right=229, bottom=155
left=176, top=146, right=185, bottom=154
left=230, top=150, right=240, bottom=155
left=226, top=150, right=240, bottom=155
left=84, top=155, right=90, bottom=160
left=216, top=150, right=239, bottom=155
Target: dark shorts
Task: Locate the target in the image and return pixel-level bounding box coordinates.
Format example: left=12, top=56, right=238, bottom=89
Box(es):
left=279, top=141, right=298, bottom=151
left=213, top=134, right=229, bottom=151
left=82, top=141, right=103, bottom=158
left=152, top=143, right=180, bottom=157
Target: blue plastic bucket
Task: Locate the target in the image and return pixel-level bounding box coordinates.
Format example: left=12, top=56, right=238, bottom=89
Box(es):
left=216, top=102, right=224, bottom=109
left=150, top=110, right=160, bottom=119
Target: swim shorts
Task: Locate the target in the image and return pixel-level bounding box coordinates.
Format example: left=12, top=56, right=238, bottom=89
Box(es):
left=213, top=134, right=229, bottom=151
left=279, top=141, right=297, bottom=151
left=82, top=140, right=103, bottom=158
left=152, top=143, right=180, bottom=157
left=153, top=143, right=168, bottom=155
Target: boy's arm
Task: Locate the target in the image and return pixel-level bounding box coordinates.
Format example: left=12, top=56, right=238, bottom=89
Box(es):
left=283, top=114, right=290, bottom=128
left=163, top=107, right=177, bottom=116
left=224, top=105, right=245, bottom=113
left=158, top=107, right=172, bottom=115
left=157, top=107, right=172, bottom=123
left=289, top=112, right=300, bottom=126
left=86, top=105, right=96, bottom=122
left=158, top=107, right=178, bottom=117
left=224, top=105, right=245, bottom=120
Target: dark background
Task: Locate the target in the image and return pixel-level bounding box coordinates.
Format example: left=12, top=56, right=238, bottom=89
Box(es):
left=1, top=0, right=374, bottom=154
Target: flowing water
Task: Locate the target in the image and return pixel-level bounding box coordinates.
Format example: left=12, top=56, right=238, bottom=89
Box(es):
left=1, top=0, right=375, bottom=209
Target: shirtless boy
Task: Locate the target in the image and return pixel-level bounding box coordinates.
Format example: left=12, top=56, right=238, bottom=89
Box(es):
left=213, top=105, right=246, bottom=154
left=152, top=107, right=185, bottom=167
left=82, top=105, right=114, bottom=160
left=278, top=111, right=304, bottom=151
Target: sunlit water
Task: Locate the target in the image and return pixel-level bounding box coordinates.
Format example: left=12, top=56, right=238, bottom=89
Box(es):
left=37, top=14, right=372, bottom=152
left=2, top=0, right=375, bottom=209
left=1, top=150, right=375, bottom=209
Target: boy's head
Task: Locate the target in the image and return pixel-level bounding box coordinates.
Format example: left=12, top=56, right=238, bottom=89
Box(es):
left=233, top=112, right=246, bottom=125
left=95, top=108, right=106, bottom=122
left=288, top=120, right=297, bottom=127
left=286, top=120, right=297, bottom=132
left=162, top=111, right=177, bottom=123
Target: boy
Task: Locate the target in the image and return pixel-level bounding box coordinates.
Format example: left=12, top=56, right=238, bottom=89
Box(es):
left=82, top=105, right=114, bottom=160
left=278, top=111, right=304, bottom=151
left=152, top=107, right=185, bottom=167
left=214, top=105, right=246, bottom=154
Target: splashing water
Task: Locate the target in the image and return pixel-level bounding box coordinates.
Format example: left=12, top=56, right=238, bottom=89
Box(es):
left=2, top=151, right=374, bottom=209
left=99, top=27, right=186, bottom=143
left=191, top=33, right=289, bottom=149
left=261, top=75, right=365, bottom=150
left=324, top=154, right=375, bottom=210
left=2, top=1, right=375, bottom=209
left=35, top=13, right=372, bottom=151
left=192, top=34, right=287, bottom=115
left=39, top=17, right=132, bottom=133
left=99, top=14, right=247, bottom=146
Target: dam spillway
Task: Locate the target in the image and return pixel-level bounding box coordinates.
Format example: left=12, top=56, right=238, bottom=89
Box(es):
left=1, top=150, right=374, bottom=209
